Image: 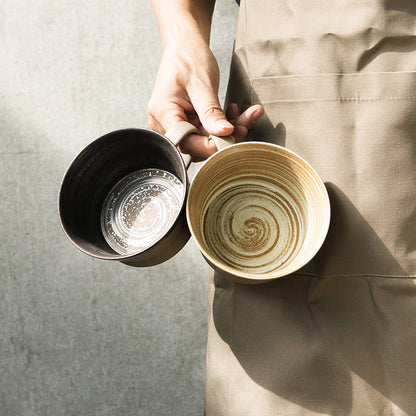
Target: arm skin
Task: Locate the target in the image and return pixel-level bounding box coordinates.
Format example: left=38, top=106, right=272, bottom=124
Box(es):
left=149, top=0, right=263, bottom=161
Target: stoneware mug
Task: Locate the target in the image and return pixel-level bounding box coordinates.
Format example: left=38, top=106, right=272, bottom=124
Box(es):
left=187, top=136, right=331, bottom=284
left=58, top=122, right=199, bottom=267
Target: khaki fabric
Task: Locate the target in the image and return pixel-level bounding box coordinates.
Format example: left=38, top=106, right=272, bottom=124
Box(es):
left=205, top=1, right=416, bottom=415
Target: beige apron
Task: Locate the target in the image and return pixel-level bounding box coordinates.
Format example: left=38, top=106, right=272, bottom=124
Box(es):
left=205, top=1, right=416, bottom=415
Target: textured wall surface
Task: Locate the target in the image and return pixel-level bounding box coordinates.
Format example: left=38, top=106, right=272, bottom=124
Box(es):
left=0, top=1, right=238, bottom=415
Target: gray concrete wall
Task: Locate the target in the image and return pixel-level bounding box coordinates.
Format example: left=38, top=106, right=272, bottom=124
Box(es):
left=0, top=1, right=238, bottom=415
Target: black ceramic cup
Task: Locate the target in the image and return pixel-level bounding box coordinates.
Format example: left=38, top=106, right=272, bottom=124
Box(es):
left=58, top=122, right=198, bottom=266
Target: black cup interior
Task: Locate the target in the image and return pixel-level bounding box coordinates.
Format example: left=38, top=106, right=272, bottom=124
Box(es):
left=58, top=128, right=188, bottom=258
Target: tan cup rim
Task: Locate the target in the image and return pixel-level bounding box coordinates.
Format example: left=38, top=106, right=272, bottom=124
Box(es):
left=186, top=141, right=331, bottom=282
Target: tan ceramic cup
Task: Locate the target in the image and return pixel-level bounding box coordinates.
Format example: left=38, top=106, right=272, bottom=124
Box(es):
left=187, top=138, right=330, bottom=284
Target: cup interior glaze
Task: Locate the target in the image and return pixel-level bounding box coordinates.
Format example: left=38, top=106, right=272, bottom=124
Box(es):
left=186, top=141, right=330, bottom=283
left=58, top=128, right=189, bottom=265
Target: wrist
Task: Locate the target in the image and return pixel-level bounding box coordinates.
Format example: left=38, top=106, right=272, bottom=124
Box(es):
left=152, top=1, right=214, bottom=49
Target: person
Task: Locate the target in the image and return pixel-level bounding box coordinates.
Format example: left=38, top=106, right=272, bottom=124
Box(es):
left=149, top=1, right=416, bottom=415
left=148, top=0, right=264, bottom=159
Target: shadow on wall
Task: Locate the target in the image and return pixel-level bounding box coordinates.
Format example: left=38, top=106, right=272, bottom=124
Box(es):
left=212, top=184, right=416, bottom=415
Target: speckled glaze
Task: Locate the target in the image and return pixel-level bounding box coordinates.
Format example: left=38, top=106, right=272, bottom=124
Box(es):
left=101, top=168, right=184, bottom=255
left=187, top=142, right=330, bottom=283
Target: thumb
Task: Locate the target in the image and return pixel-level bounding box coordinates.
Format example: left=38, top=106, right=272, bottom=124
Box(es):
left=190, top=85, right=234, bottom=136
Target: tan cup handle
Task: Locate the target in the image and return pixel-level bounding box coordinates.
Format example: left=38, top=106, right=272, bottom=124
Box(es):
left=165, top=121, right=200, bottom=146
left=165, top=121, right=235, bottom=167
left=208, top=134, right=235, bottom=151
left=165, top=121, right=199, bottom=168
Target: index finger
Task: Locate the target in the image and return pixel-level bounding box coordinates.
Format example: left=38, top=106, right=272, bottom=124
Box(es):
left=178, top=133, right=218, bottom=162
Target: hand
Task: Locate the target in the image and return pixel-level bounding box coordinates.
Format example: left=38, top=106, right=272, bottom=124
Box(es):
left=225, top=102, right=264, bottom=142
left=148, top=39, right=263, bottom=160
left=178, top=103, right=264, bottom=161
left=148, top=39, right=231, bottom=158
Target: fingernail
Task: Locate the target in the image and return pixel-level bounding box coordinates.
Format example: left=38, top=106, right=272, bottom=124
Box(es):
left=251, top=109, right=264, bottom=120
left=216, top=119, right=233, bottom=129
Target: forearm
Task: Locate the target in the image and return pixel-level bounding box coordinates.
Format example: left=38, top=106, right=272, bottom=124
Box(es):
left=151, top=0, right=216, bottom=48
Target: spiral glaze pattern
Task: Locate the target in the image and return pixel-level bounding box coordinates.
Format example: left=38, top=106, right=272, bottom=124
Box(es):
left=203, top=180, right=305, bottom=273
left=101, top=169, right=184, bottom=254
